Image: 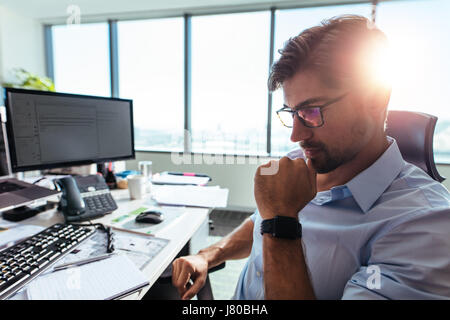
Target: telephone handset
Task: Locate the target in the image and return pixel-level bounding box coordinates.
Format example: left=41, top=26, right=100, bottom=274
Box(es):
left=55, top=174, right=118, bottom=223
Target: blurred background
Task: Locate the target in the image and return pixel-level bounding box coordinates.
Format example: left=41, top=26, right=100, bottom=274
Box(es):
left=0, top=0, right=449, bottom=211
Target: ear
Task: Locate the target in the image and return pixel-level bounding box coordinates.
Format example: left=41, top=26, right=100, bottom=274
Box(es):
left=361, top=85, right=391, bottom=123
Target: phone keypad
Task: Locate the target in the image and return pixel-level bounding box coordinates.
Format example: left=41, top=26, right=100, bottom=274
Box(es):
left=83, top=193, right=117, bottom=214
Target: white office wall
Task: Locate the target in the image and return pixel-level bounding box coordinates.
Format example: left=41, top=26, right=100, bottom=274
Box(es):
left=125, top=152, right=450, bottom=211
left=0, top=5, right=45, bottom=84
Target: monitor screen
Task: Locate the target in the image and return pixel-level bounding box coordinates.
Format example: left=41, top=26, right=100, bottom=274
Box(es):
left=4, top=88, right=135, bottom=172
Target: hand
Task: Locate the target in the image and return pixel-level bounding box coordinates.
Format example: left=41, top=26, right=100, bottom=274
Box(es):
left=254, top=157, right=317, bottom=220
left=172, top=254, right=209, bottom=300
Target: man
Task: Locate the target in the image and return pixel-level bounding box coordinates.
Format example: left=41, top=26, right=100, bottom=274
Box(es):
left=171, top=15, right=450, bottom=300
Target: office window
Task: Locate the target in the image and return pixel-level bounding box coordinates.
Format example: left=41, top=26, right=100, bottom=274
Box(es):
left=52, top=23, right=111, bottom=96
left=376, top=0, right=450, bottom=163
left=117, top=18, right=184, bottom=152
left=271, top=4, right=371, bottom=156
left=191, top=12, right=270, bottom=155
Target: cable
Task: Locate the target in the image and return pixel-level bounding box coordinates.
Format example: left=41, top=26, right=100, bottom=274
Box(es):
left=69, top=221, right=115, bottom=253
left=32, top=177, right=46, bottom=185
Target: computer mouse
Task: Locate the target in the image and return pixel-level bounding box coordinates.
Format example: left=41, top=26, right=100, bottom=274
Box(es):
left=135, top=210, right=164, bottom=224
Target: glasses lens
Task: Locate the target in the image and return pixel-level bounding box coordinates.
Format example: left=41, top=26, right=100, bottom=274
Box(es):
left=277, top=111, right=294, bottom=128
left=298, top=108, right=322, bottom=127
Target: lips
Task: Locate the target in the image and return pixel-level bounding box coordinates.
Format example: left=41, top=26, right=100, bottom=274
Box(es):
left=303, top=147, right=322, bottom=158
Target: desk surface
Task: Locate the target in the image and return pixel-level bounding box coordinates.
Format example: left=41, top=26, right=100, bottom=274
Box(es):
left=10, top=189, right=210, bottom=300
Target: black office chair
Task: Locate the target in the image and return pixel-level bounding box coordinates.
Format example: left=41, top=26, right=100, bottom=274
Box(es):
left=385, top=110, right=445, bottom=182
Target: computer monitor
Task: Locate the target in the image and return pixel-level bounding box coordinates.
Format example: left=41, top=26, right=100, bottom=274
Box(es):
left=3, top=88, right=135, bottom=172
left=0, top=108, right=12, bottom=177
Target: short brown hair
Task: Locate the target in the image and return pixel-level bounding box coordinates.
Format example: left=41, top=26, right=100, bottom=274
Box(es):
left=268, top=15, right=389, bottom=92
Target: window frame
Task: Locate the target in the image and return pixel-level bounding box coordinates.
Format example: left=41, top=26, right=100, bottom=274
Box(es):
left=44, top=0, right=450, bottom=165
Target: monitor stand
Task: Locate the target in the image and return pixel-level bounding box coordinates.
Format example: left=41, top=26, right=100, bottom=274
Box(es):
left=2, top=202, right=56, bottom=222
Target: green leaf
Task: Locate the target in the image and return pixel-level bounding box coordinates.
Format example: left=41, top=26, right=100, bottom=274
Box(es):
left=1, top=68, right=55, bottom=91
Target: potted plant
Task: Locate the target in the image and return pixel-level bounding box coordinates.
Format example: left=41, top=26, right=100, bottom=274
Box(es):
left=1, top=68, right=55, bottom=91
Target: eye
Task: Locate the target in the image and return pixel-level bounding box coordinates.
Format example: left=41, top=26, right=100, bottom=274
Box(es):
left=298, top=107, right=321, bottom=119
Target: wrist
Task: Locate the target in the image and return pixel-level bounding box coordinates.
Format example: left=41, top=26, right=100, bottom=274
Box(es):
left=198, top=246, right=223, bottom=269
left=259, top=209, right=299, bottom=220
left=261, top=216, right=302, bottom=239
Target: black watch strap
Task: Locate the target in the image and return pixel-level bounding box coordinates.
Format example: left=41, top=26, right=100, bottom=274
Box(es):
left=260, top=216, right=302, bottom=239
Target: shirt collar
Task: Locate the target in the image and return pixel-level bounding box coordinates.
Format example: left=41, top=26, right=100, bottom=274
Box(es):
left=346, top=137, right=404, bottom=213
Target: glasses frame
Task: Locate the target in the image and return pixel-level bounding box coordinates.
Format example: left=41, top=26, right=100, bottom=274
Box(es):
left=80, top=223, right=115, bottom=253
left=276, top=93, right=348, bottom=128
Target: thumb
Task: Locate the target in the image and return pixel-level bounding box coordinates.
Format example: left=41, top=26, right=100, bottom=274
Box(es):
left=305, top=158, right=317, bottom=191
left=182, top=277, right=205, bottom=300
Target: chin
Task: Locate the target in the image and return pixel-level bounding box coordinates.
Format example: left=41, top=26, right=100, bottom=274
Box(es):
left=310, top=156, right=342, bottom=174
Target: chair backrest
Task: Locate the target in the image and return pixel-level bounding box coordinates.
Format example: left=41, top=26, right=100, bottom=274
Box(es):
left=385, top=110, right=445, bottom=183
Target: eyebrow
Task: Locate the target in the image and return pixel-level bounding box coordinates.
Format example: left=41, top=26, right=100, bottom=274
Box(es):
left=283, top=96, right=330, bottom=110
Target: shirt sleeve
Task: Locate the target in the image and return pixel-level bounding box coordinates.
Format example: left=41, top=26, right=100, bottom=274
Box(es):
left=249, top=209, right=258, bottom=223
left=342, top=208, right=450, bottom=300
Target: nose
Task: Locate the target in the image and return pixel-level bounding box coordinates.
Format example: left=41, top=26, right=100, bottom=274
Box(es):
left=290, top=115, right=313, bottom=143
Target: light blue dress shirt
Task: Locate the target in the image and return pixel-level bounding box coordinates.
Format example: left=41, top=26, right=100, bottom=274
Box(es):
left=233, top=137, right=450, bottom=300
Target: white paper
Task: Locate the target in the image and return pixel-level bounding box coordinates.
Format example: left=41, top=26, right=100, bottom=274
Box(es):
left=152, top=185, right=229, bottom=208
left=27, top=254, right=149, bottom=300
left=51, top=229, right=169, bottom=271
left=152, top=173, right=210, bottom=186
left=107, top=205, right=185, bottom=237
left=0, top=224, right=45, bottom=251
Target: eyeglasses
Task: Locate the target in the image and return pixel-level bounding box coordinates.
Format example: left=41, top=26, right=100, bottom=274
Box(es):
left=276, top=93, right=348, bottom=128
left=94, top=224, right=115, bottom=253
left=75, top=222, right=115, bottom=253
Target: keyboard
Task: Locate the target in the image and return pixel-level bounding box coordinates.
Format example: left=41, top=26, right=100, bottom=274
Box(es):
left=0, top=223, right=95, bottom=300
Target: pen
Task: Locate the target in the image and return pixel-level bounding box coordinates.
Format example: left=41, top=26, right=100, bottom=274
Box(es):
left=166, top=172, right=210, bottom=178
left=53, top=253, right=116, bottom=271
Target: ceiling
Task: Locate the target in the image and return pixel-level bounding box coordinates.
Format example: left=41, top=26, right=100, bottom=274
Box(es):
left=0, top=0, right=371, bottom=23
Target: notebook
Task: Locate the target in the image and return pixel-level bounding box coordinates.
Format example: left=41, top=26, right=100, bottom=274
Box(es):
left=26, top=254, right=149, bottom=300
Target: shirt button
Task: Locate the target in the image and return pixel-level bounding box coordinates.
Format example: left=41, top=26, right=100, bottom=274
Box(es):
left=256, top=271, right=261, bottom=277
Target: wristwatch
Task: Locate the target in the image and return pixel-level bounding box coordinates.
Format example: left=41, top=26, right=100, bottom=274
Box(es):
left=260, top=215, right=302, bottom=239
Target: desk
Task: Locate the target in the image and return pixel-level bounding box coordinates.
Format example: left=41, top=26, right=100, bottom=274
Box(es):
left=9, top=188, right=210, bottom=300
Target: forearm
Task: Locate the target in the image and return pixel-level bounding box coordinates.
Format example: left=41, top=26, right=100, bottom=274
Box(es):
left=263, top=235, right=315, bottom=300
left=198, top=217, right=254, bottom=269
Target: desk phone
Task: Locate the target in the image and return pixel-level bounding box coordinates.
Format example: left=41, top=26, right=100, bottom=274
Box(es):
left=55, top=175, right=118, bottom=222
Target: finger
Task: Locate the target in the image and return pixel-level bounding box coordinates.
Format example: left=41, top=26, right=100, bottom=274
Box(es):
left=171, top=260, right=179, bottom=284
left=293, top=157, right=306, bottom=167
left=172, top=260, right=185, bottom=291
left=279, top=156, right=289, bottom=164
left=305, top=158, right=317, bottom=192
left=177, top=271, right=192, bottom=298
left=172, top=259, right=180, bottom=277
left=182, top=277, right=206, bottom=300
left=173, top=263, right=192, bottom=296
left=171, top=259, right=184, bottom=287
